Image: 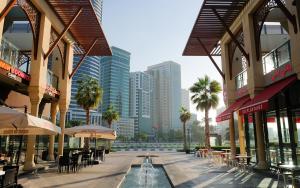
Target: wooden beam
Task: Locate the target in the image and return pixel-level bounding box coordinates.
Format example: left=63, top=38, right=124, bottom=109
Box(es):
left=212, top=8, right=250, bottom=66
left=274, top=0, right=298, bottom=34
left=44, top=7, right=82, bottom=60
left=197, top=38, right=225, bottom=80
left=0, top=0, right=17, bottom=22
left=296, top=0, right=300, bottom=30
left=69, top=38, right=99, bottom=79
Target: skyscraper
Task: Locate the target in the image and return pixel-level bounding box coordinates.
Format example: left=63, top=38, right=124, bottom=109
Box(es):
left=181, top=89, right=190, bottom=111
left=100, top=46, right=134, bottom=138
left=100, top=46, right=130, bottom=117
left=147, top=61, right=182, bottom=133
left=129, top=72, right=153, bottom=136
left=67, top=0, right=103, bottom=125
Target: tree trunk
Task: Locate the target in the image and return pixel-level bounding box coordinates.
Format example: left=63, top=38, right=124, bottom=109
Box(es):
left=108, top=122, right=112, bottom=151
left=84, top=108, right=90, bottom=151
left=204, top=107, right=210, bottom=149
left=183, top=122, right=187, bottom=151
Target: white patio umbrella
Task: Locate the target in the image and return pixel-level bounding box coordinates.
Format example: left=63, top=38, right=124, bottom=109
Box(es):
left=0, top=106, right=61, bottom=164
left=65, top=125, right=116, bottom=140
left=0, top=106, right=61, bottom=135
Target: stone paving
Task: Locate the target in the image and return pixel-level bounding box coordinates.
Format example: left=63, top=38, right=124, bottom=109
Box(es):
left=18, top=151, right=287, bottom=188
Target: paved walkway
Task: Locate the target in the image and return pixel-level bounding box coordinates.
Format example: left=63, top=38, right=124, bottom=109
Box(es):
left=18, top=151, right=286, bottom=188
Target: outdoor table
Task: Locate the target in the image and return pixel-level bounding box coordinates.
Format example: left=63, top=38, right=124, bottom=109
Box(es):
left=236, top=155, right=252, bottom=171
left=278, top=164, right=300, bottom=187
left=211, top=151, right=223, bottom=164
left=222, top=153, right=231, bottom=165
left=0, top=170, right=4, bottom=176
left=221, top=149, right=231, bottom=153
left=198, top=149, right=208, bottom=158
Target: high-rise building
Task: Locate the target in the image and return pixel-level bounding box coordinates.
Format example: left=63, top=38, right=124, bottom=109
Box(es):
left=181, top=89, right=190, bottom=111
left=100, top=46, right=130, bottom=117
left=92, top=0, right=103, bottom=23
left=100, top=46, right=134, bottom=137
left=147, top=61, right=181, bottom=133
left=67, top=0, right=103, bottom=125
left=129, top=72, right=153, bottom=136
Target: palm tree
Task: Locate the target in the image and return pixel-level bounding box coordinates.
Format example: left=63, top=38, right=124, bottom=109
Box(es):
left=102, top=105, right=120, bottom=128
left=179, top=107, right=191, bottom=152
left=102, top=105, right=119, bottom=151
left=75, top=76, right=103, bottom=149
left=190, top=75, right=221, bottom=148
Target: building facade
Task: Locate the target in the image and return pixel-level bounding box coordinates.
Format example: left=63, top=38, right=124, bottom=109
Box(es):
left=129, top=71, right=153, bottom=136
left=181, top=89, right=190, bottom=111
left=67, top=0, right=103, bottom=125
left=184, top=0, right=300, bottom=169
left=0, top=0, right=111, bottom=170
left=147, top=61, right=181, bottom=133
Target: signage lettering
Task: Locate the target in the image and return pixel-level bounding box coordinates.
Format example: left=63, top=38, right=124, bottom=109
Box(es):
left=240, top=102, right=269, bottom=115
left=271, top=63, right=293, bottom=81
left=0, top=60, right=31, bottom=81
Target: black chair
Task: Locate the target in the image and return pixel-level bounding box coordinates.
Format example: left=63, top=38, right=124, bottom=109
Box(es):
left=3, top=165, right=19, bottom=186
left=58, top=156, right=71, bottom=173
left=1, top=169, right=17, bottom=188
left=72, top=154, right=82, bottom=173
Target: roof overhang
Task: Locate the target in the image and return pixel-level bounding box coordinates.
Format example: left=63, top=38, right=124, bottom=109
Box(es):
left=183, top=0, right=249, bottom=56
left=47, top=0, right=112, bottom=56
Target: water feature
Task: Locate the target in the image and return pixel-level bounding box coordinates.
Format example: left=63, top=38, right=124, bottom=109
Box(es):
left=120, top=156, right=172, bottom=188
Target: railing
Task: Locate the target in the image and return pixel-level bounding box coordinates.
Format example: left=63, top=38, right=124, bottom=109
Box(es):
left=47, top=70, right=59, bottom=90
left=235, top=70, right=247, bottom=90
left=0, top=38, right=30, bottom=74
left=263, top=40, right=291, bottom=75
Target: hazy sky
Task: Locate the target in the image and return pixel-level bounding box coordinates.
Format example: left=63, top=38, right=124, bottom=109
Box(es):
left=102, top=0, right=224, bottom=121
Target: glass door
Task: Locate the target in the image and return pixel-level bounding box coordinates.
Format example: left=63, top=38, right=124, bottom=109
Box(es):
left=245, top=114, right=257, bottom=163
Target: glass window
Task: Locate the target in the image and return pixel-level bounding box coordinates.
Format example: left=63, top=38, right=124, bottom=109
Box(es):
left=266, top=112, right=280, bottom=165
left=277, top=42, right=290, bottom=67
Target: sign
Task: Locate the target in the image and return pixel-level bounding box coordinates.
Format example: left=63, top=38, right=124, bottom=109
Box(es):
left=45, top=85, right=60, bottom=97
left=239, top=102, right=269, bottom=115
left=0, top=59, right=31, bottom=81
left=265, top=63, right=293, bottom=85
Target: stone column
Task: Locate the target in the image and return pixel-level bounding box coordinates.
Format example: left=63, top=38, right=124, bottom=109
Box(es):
left=229, top=114, right=236, bottom=159
left=48, top=102, right=58, bottom=161
left=0, top=0, right=9, bottom=42
left=24, top=91, right=42, bottom=170
left=238, top=113, right=246, bottom=155
left=58, top=107, right=67, bottom=156
left=255, top=111, right=268, bottom=169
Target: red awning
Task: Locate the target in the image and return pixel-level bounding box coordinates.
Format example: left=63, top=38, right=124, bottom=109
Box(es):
left=216, top=96, right=250, bottom=122
left=239, top=76, right=297, bottom=115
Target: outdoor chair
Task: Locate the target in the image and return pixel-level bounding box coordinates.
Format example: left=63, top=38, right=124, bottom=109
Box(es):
left=58, top=156, right=71, bottom=173
left=1, top=168, right=17, bottom=188
left=72, top=154, right=82, bottom=173
left=3, top=165, right=19, bottom=185
left=88, top=152, right=94, bottom=166
left=277, top=168, right=292, bottom=188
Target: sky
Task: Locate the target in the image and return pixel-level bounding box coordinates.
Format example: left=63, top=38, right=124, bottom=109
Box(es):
left=102, top=0, right=224, bottom=121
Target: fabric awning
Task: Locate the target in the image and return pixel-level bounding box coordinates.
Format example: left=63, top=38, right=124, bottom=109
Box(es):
left=0, top=106, right=61, bottom=135
left=239, top=76, right=297, bottom=115
left=65, top=125, right=116, bottom=140
left=216, top=96, right=250, bottom=122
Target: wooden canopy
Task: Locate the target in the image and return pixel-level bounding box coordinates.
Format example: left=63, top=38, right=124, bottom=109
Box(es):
left=183, top=0, right=249, bottom=56
left=47, top=0, right=112, bottom=56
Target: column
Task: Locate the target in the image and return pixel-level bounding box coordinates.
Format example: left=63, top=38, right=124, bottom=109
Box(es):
left=58, top=107, right=67, bottom=156
left=0, top=0, right=9, bottom=42
left=229, top=114, right=236, bottom=159
left=238, top=113, right=246, bottom=155
left=255, top=111, right=268, bottom=169
left=48, top=102, right=58, bottom=161
left=24, top=13, right=51, bottom=170
left=24, top=92, right=42, bottom=170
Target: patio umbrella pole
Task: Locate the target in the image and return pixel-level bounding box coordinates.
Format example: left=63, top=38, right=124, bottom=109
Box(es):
left=16, top=135, right=23, bottom=165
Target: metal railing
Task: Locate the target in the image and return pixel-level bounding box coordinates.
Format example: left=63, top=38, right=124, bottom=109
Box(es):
left=0, top=38, right=30, bottom=74
left=235, top=70, right=247, bottom=90
left=47, top=70, right=59, bottom=90
left=263, top=40, right=291, bottom=75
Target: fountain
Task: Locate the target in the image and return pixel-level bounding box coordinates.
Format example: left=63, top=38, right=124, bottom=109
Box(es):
left=120, top=154, right=172, bottom=188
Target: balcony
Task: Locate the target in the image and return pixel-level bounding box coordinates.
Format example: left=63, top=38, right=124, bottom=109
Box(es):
left=0, top=37, right=30, bottom=74
left=47, top=70, right=59, bottom=90
left=263, top=40, right=291, bottom=75
left=235, top=70, right=247, bottom=90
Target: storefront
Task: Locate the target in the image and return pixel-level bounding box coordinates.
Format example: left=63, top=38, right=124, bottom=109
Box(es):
left=240, top=75, right=300, bottom=166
